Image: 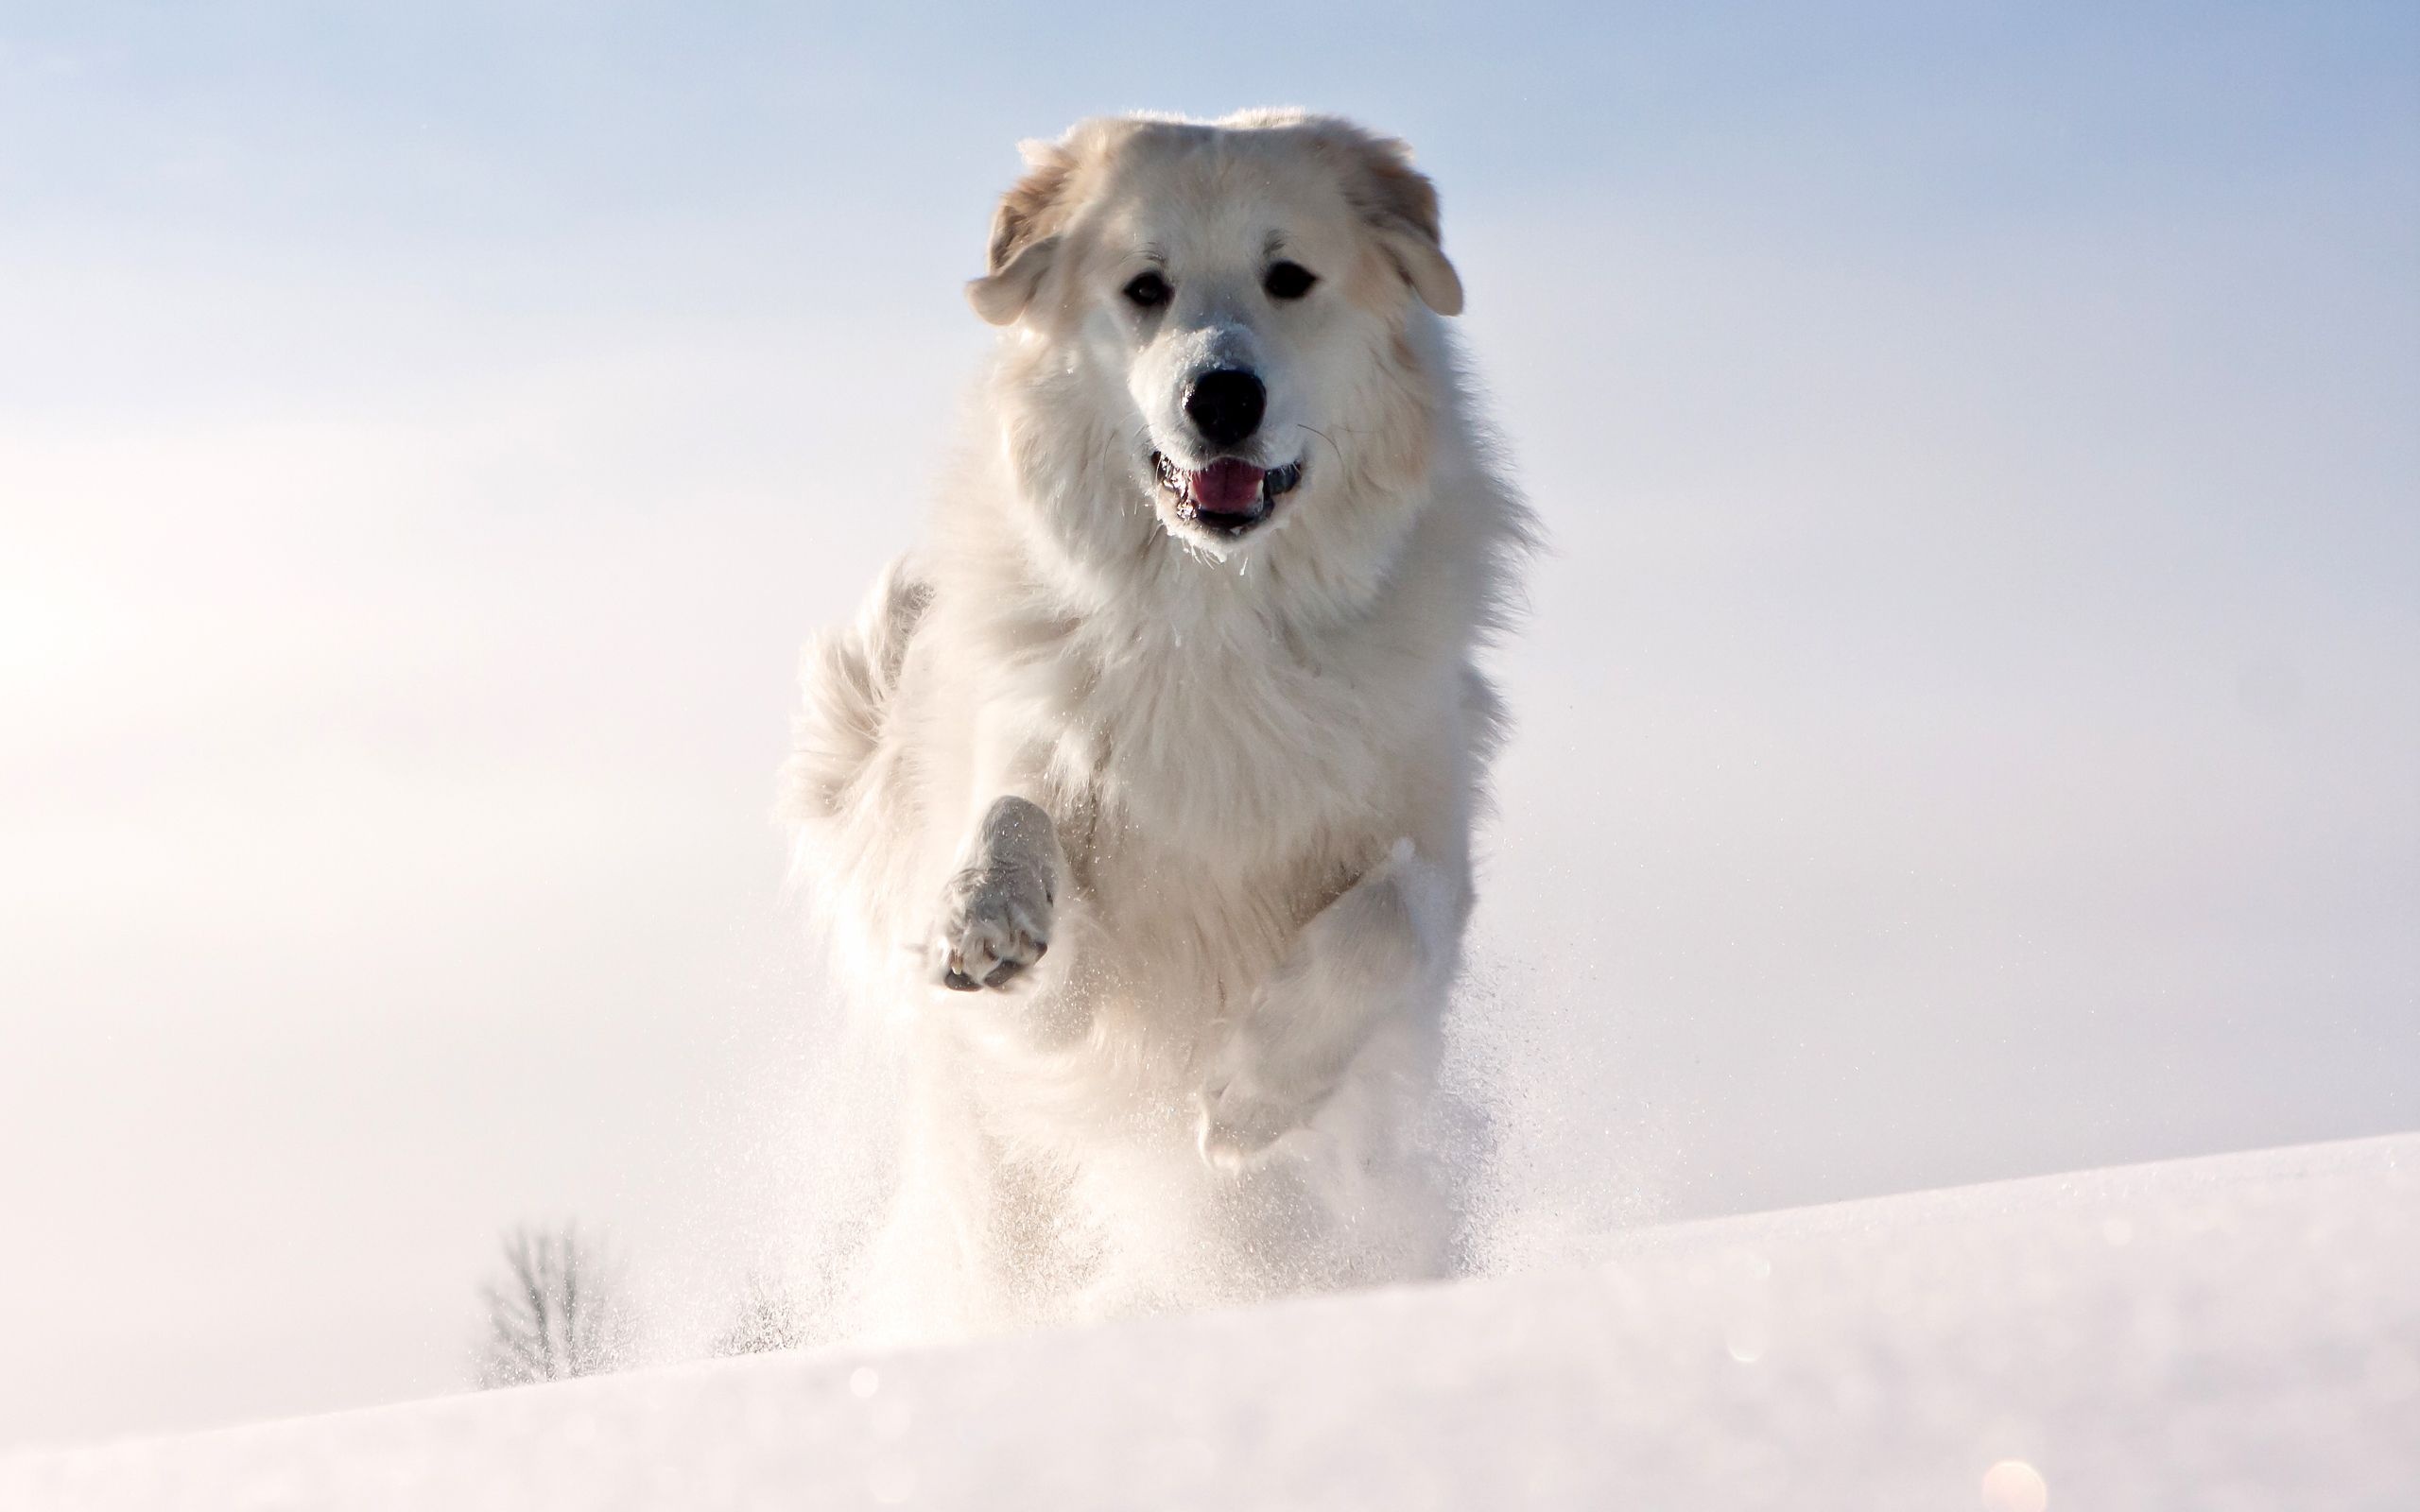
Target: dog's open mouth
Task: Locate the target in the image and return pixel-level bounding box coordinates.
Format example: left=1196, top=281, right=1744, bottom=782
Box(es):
left=1151, top=454, right=1305, bottom=538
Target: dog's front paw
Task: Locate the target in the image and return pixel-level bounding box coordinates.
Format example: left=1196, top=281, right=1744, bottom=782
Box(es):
left=933, top=862, right=1052, bottom=992
left=1196, top=1064, right=1318, bottom=1172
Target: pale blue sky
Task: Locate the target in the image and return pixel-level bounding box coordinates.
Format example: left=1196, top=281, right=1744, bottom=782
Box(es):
left=2, top=2, right=2414, bottom=1446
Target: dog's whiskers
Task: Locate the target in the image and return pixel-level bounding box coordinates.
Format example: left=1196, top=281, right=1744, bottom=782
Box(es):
left=1297, top=423, right=1347, bottom=474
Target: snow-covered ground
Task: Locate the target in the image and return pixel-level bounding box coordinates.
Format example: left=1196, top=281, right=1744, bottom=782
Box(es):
left=8, top=1133, right=2413, bottom=1510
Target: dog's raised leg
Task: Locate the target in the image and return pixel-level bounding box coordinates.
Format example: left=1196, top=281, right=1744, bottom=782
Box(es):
left=931, top=701, right=1064, bottom=993
left=934, top=793, right=1061, bottom=991
left=1197, top=838, right=1463, bottom=1170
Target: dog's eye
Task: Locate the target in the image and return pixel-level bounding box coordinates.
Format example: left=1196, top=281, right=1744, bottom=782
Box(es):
left=1122, top=271, right=1171, bottom=309
left=1263, top=261, right=1318, bottom=301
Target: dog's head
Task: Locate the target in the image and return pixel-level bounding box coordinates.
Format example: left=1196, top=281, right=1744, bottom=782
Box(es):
left=967, top=112, right=1462, bottom=558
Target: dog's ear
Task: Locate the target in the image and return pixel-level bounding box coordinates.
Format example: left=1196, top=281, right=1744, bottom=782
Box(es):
left=1346, top=134, right=1463, bottom=318
left=967, top=141, right=1074, bottom=326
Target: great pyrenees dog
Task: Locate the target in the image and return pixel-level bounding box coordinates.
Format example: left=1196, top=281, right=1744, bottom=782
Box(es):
left=784, top=110, right=1530, bottom=1337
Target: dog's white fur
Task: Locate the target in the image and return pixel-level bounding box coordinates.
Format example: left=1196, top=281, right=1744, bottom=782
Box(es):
left=784, top=111, right=1531, bottom=1336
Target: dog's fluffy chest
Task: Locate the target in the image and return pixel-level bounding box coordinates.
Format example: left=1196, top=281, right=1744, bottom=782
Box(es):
left=1044, top=610, right=1415, bottom=860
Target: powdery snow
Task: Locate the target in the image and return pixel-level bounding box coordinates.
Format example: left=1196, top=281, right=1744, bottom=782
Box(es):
left=7, top=1134, right=2414, bottom=1510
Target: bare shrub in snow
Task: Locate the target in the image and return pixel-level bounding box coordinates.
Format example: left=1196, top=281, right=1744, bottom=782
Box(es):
left=474, top=1224, right=628, bottom=1386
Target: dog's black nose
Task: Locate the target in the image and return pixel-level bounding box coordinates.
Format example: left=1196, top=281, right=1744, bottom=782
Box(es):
left=1184, top=369, right=1266, bottom=448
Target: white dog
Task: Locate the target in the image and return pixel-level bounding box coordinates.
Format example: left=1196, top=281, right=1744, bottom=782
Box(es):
left=784, top=111, right=1531, bottom=1337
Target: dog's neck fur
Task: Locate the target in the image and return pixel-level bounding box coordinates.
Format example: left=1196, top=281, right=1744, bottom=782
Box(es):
left=908, top=363, right=1500, bottom=879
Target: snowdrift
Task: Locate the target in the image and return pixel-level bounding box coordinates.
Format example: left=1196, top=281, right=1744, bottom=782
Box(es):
left=8, top=1134, right=2413, bottom=1510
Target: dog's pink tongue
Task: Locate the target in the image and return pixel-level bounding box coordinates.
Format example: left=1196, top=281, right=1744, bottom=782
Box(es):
left=1187, top=459, right=1266, bottom=514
